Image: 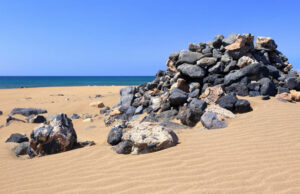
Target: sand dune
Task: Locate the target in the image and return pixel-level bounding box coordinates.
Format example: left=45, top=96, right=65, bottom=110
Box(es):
left=0, top=86, right=300, bottom=194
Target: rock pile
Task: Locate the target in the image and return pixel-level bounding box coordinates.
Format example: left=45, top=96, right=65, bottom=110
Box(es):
left=107, top=33, right=300, bottom=130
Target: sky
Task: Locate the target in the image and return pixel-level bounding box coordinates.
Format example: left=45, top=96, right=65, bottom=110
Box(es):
left=0, top=0, right=299, bottom=76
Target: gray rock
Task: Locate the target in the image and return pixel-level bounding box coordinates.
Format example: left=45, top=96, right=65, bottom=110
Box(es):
left=178, top=64, right=206, bottom=78
left=200, top=112, right=227, bottom=129
left=277, top=87, right=290, bottom=94
left=112, top=140, right=133, bottom=154
left=224, top=60, right=237, bottom=73
left=71, top=113, right=80, bottom=119
left=107, top=126, right=123, bottom=145
left=156, top=109, right=178, bottom=121
left=216, top=94, right=238, bottom=112
left=120, top=86, right=136, bottom=109
left=285, top=77, right=298, bottom=89
left=259, top=78, right=277, bottom=96
left=12, top=142, right=30, bottom=156
left=85, top=126, right=96, bottom=130
left=188, top=43, right=200, bottom=52
left=208, top=61, right=225, bottom=74
left=177, top=50, right=204, bottom=64
left=6, top=133, right=29, bottom=143
left=159, top=121, right=191, bottom=130
left=261, top=95, right=270, bottom=100
left=222, top=33, right=239, bottom=45
left=151, top=97, right=162, bottom=112
left=234, top=99, right=252, bottom=113
left=225, top=83, right=249, bottom=96
left=169, top=88, right=188, bottom=106
left=6, top=116, right=26, bottom=126
left=9, top=108, right=47, bottom=117
left=249, top=91, right=260, bottom=97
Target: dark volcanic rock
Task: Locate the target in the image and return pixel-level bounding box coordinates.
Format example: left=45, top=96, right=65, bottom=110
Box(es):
left=112, top=140, right=133, bottom=154
left=235, top=99, right=252, bottom=113
left=259, top=78, right=277, bottom=96
left=107, top=126, right=123, bottom=146
left=225, top=83, right=249, bottom=96
left=28, top=113, right=77, bottom=157
left=120, top=86, right=136, bottom=110
left=177, top=50, right=204, bottom=65
left=71, top=113, right=80, bottom=119
left=169, top=88, right=188, bottom=106
left=6, top=133, right=29, bottom=143
left=216, top=94, right=238, bottom=112
left=9, top=108, right=47, bottom=117
left=178, top=64, right=206, bottom=78
left=26, top=115, right=46, bottom=123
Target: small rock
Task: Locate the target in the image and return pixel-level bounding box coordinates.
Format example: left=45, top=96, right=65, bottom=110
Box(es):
left=256, top=36, right=277, bottom=50
left=112, top=140, right=133, bottom=154
left=196, top=57, right=217, bottom=66
left=200, top=85, right=224, bottom=104
left=6, top=116, right=26, bottom=126
left=85, top=126, right=96, bottom=130
left=216, top=94, right=238, bottom=112
left=234, top=99, right=252, bottom=113
left=107, top=126, right=123, bottom=145
left=95, top=94, right=103, bottom=98
left=71, top=113, right=80, bottom=119
left=89, top=101, right=105, bottom=108
left=177, top=63, right=206, bottom=79
left=6, top=133, right=29, bottom=143
left=261, top=95, right=270, bottom=100
left=290, top=90, right=300, bottom=102
left=110, top=109, right=122, bottom=116
left=9, top=108, right=47, bottom=117
left=275, top=93, right=293, bottom=102
left=83, top=118, right=93, bottom=123
left=12, top=142, right=30, bottom=156
left=26, top=115, right=46, bottom=123
left=200, top=112, right=227, bottom=129
left=169, top=88, right=188, bottom=106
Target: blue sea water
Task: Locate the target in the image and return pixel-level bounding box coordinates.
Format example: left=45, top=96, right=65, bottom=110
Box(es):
left=0, top=76, right=154, bottom=89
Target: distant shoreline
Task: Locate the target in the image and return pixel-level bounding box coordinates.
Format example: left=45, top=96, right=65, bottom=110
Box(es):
left=0, top=76, right=154, bottom=89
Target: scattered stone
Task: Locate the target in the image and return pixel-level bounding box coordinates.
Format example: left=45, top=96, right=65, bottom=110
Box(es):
left=6, top=116, right=26, bottom=126
left=26, top=115, right=46, bottom=123
left=12, top=142, right=30, bottom=156
left=83, top=118, right=93, bottom=123
left=234, top=99, right=252, bottom=113
left=110, top=109, right=122, bottom=116
left=9, top=108, right=47, bottom=117
left=85, top=126, right=96, bottom=130
left=200, top=112, right=227, bottom=129
left=112, top=140, right=133, bottom=154
left=71, top=113, right=80, bottom=119
left=216, top=94, right=238, bottom=112
left=95, top=94, right=103, bottom=98
left=89, top=101, right=105, bottom=108
left=107, top=126, right=123, bottom=145
left=276, top=92, right=293, bottom=102
left=6, top=133, right=29, bottom=143
left=100, top=106, right=110, bottom=114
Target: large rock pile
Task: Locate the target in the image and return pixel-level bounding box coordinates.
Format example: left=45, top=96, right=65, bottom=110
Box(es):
left=107, top=33, right=300, bottom=129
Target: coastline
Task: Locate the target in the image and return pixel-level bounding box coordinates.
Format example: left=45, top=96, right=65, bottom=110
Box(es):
left=1, top=86, right=300, bottom=193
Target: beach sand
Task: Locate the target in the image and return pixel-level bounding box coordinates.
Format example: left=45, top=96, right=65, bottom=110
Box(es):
left=0, top=86, right=300, bottom=194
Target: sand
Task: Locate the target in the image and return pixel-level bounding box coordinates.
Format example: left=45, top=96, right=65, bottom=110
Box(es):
left=0, top=86, right=300, bottom=194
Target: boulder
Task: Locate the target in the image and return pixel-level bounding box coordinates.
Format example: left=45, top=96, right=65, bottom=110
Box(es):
left=177, top=50, right=204, bottom=64
left=200, top=85, right=224, bottom=104
left=225, top=83, right=249, bottom=96
left=179, top=99, right=207, bottom=127
left=171, top=78, right=189, bottom=92
left=196, top=57, right=217, bottom=66
left=177, top=64, right=206, bottom=78
left=256, top=37, right=277, bottom=50
left=225, top=34, right=248, bottom=50
left=12, top=142, right=30, bottom=156
left=9, top=108, right=47, bottom=117
left=89, top=101, right=105, bottom=108
left=222, top=33, right=239, bottom=45
left=259, top=78, right=277, bottom=96
left=200, top=112, right=227, bottom=129
left=169, top=88, right=188, bottom=106
left=261, top=95, right=270, bottom=100
left=216, top=94, right=238, bottom=112
left=107, top=126, right=123, bottom=146
left=234, top=99, right=252, bottom=113
left=28, top=113, right=77, bottom=157
left=285, top=77, right=298, bottom=90
left=205, top=105, right=235, bottom=119
left=112, top=140, right=133, bottom=154
left=6, top=133, right=29, bottom=143
left=121, top=122, right=178, bottom=154
left=135, top=105, right=143, bottom=114
left=166, top=59, right=178, bottom=72
left=120, top=86, right=136, bottom=109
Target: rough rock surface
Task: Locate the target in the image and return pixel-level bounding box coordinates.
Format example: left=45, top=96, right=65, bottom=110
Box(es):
left=9, top=108, right=47, bottom=117
left=108, top=33, right=299, bottom=128
left=200, top=112, right=227, bottom=129
left=6, top=133, right=29, bottom=143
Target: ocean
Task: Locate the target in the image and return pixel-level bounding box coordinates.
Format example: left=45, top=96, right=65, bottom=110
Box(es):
left=0, top=76, right=155, bottom=89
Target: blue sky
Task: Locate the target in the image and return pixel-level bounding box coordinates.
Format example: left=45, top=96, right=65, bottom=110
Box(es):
left=0, top=0, right=299, bottom=76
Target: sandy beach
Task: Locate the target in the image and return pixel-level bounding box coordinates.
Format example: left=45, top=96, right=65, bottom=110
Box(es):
left=0, top=86, right=299, bottom=193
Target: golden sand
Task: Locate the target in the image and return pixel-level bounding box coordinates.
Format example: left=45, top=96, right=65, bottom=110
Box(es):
left=0, top=86, right=300, bottom=194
